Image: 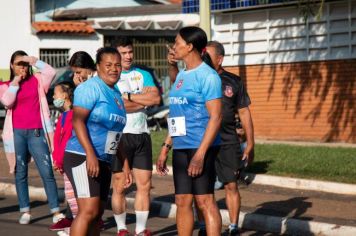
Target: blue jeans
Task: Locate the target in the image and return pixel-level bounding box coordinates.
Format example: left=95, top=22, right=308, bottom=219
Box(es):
left=14, top=128, right=59, bottom=213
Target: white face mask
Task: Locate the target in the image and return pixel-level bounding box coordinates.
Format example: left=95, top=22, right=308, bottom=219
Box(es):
left=53, top=98, right=65, bottom=108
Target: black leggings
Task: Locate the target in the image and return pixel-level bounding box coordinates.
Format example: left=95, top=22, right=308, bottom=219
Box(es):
left=173, top=147, right=219, bottom=195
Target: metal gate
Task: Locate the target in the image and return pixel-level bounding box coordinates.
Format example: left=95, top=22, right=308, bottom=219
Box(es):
left=133, top=38, right=173, bottom=104
left=133, top=38, right=171, bottom=80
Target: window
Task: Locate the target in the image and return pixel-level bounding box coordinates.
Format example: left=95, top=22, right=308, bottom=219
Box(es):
left=39, top=49, right=69, bottom=68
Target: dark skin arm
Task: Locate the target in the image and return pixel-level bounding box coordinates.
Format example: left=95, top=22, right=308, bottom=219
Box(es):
left=156, top=135, right=172, bottom=176
left=188, top=98, right=222, bottom=177
left=122, top=86, right=160, bottom=113
left=238, top=107, right=254, bottom=164
left=72, top=106, right=99, bottom=177
left=167, top=45, right=179, bottom=84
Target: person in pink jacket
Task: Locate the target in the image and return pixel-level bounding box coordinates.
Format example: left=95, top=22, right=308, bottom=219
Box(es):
left=0, top=50, right=63, bottom=224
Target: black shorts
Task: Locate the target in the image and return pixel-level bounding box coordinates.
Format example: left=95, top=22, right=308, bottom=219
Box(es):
left=111, top=133, right=153, bottom=172
left=173, top=147, right=219, bottom=195
left=215, top=144, right=243, bottom=183
left=63, top=152, right=112, bottom=201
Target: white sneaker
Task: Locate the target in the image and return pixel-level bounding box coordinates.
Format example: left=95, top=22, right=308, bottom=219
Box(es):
left=52, top=213, right=65, bottom=223
left=19, top=212, right=32, bottom=224
left=57, top=230, right=69, bottom=236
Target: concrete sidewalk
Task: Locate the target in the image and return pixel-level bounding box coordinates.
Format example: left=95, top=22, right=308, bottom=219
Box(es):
left=1, top=154, right=356, bottom=235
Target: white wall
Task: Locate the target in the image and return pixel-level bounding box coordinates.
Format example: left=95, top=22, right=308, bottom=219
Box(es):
left=212, top=0, right=356, bottom=66
left=0, top=0, right=103, bottom=71
left=0, top=0, right=32, bottom=69
left=32, top=34, right=103, bottom=62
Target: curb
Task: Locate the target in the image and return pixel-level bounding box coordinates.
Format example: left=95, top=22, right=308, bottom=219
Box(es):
left=1, top=182, right=356, bottom=235
left=0, top=182, right=65, bottom=202
left=153, top=166, right=356, bottom=195
left=245, top=173, right=356, bottom=195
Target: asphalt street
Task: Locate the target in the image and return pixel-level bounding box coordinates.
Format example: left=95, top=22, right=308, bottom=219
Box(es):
left=0, top=196, right=276, bottom=236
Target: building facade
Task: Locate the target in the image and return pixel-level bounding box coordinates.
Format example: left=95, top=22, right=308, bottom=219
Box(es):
left=210, top=0, right=356, bottom=143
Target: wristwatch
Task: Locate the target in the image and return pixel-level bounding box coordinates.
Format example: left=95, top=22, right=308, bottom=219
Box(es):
left=161, top=142, right=172, bottom=150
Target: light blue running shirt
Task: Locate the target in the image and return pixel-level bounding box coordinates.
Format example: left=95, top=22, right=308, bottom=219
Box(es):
left=66, top=76, right=127, bottom=163
left=168, top=62, right=222, bottom=149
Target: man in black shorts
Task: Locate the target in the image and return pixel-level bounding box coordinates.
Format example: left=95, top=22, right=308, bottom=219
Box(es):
left=205, top=41, right=254, bottom=236
left=111, top=38, right=161, bottom=236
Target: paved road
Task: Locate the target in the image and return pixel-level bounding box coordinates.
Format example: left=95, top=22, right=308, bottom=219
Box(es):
left=0, top=196, right=277, bottom=236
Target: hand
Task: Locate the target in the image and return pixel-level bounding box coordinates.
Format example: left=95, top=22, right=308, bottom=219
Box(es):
left=86, top=155, right=99, bottom=178
left=236, top=128, right=245, bottom=136
left=122, top=93, right=129, bottom=100
left=241, top=153, right=249, bottom=169
left=242, top=148, right=254, bottom=166
left=53, top=164, right=64, bottom=174
left=21, top=56, right=38, bottom=66
left=187, top=151, right=204, bottom=177
left=73, top=74, right=86, bottom=86
left=123, top=167, right=133, bottom=188
left=166, top=44, right=178, bottom=65
left=156, top=148, right=169, bottom=176
left=142, top=87, right=153, bottom=94
left=11, top=75, right=24, bottom=86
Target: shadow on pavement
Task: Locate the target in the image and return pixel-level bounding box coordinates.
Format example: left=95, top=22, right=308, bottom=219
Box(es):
left=151, top=224, right=178, bottom=235
left=242, top=197, right=313, bottom=235
left=247, top=160, right=273, bottom=174
left=0, top=200, right=47, bottom=215
left=254, top=197, right=312, bottom=220
left=153, top=194, right=175, bottom=203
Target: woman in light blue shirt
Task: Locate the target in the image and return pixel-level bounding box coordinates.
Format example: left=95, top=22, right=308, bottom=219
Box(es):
left=156, top=26, right=222, bottom=236
left=64, top=47, right=131, bottom=236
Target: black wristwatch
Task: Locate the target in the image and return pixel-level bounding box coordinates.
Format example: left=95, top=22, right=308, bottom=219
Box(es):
left=161, top=142, right=172, bottom=150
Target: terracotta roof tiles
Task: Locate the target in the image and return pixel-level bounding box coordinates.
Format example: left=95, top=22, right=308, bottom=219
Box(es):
left=32, top=21, right=95, bottom=35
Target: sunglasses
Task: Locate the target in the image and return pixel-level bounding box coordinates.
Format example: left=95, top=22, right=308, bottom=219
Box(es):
left=14, top=61, right=30, bottom=67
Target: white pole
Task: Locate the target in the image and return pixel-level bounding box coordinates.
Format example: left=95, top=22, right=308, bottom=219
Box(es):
left=199, top=0, right=211, bottom=40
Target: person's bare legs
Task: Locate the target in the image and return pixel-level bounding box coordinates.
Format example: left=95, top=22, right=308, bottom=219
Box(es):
left=175, top=194, right=194, bottom=236
left=70, top=197, right=100, bottom=236
left=112, top=172, right=128, bottom=232
left=195, top=194, right=222, bottom=236
left=225, top=182, right=241, bottom=226
left=194, top=199, right=206, bottom=232
left=132, top=168, right=152, bottom=233
left=132, top=169, right=152, bottom=211
left=112, top=172, right=127, bottom=214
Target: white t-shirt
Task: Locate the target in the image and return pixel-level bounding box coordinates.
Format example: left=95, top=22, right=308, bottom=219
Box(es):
left=116, top=66, right=155, bottom=134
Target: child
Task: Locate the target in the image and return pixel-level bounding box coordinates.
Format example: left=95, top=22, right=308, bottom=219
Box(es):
left=50, top=83, right=76, bottom=234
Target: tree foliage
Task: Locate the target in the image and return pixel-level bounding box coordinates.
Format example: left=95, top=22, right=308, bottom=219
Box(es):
left=297, top=0, right=325, bottom=22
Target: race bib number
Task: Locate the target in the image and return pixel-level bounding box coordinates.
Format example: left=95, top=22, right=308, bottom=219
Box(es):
left=105, top=131, right=122, bottom=154
left=168, top=117, right=186, bottom=136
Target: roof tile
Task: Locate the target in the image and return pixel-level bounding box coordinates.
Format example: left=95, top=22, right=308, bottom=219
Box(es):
left=32, top=21, right=95, bottom=35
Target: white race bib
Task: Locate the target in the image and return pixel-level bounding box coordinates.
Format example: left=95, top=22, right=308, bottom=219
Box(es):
left=104, top=131, right=122, bottom=154
left=168, top=117, right=186, bottom=137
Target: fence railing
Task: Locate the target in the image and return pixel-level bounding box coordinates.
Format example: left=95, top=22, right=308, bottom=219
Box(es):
left=39, top=49, right=69, bottom=68
left=133, top=39, right=174, bottom=104
left=183, top=0, right=296, bottom=13
left=133, top=38, right=171, bottom=80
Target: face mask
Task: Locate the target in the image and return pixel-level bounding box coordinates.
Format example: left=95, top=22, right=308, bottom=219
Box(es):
left=53, top=98, right=65, bottom=108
